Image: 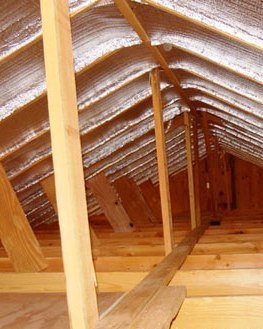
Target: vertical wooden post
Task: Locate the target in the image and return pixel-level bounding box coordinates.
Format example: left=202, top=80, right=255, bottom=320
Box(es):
left=0, top=163, right=47, bottom=273
left=192, top=112, right=201, bottom=225
left=150, top=68, right=174, bottom=255
left=40, top=1, right=98, bottom=328
left=222, top=151, right=231, bottom=211
left=183, top=111, right=197, bottom=229
left=201, top=112, right=217, bottom=217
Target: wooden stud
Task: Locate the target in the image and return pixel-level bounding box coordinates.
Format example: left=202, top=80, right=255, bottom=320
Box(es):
left=113, top=176, right=156, bottom=226
left=40, top=1, right=98, bottom=328
left=192, top=113, right=201, bottom=225
left=184, top=111, right=197, bottom=229
left=201, top=112, right=217, bottom=217
left=150, top=68, right=174, bottom=255
left=88, top=173, right=134, bottom=232
left=0, top=163, right=47, bottom=272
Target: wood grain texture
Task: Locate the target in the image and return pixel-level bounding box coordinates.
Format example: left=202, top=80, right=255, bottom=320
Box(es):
left=0, top=293, right=123, bottom=329
left=139, top=180, right=162, bottom=222
left=41, top=174, right=100, bottom=246
left=183, top=111, right=197, bottom=229
left=94, top=221, right=207, bottom=328
left=151, top=68, right=174, bottom=255
left=40, top=0, right=98, bottom=327
left=130, top=286, right=186, bottom=329
left=170, top=269, right=263, bottom=296
left=89, top=173, right=133, bottom=232
left=172, top=296, right=263, bottom=329
left=0, top=163, right=47, bottom=272
left=113, top=176, right=155, bottom=226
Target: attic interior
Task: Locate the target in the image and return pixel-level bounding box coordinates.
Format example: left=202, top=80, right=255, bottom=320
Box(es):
left=0, top=0, right=263, bottom=328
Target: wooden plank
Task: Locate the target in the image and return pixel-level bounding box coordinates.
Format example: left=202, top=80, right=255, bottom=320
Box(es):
left=193, top=241, right=263, bottom=255
left=172, top=296, right=263, bottom=329
left=40, top=1, right=98, bottom=328
left=0, top=272, right=145, bottom=294
left=192, top=113, right=201, bottom=225
left=0, top=163, right=47, bottom=272
left=170, top=269, right=263, bottom=296
left=139, top=180, right=162, bottom=222
left=89, top=173, right=133, bottom=232
left=150, top=68, right=174, bottom=255
left=94, top=221, right=207, bottom=328
left=130, top=286, right=186, bottom=329
left=182, top=253, right=263, bottom=270
left=183, top=111, right=197, bottom=229
left=201, top=112, right=218, bottom=216
left=113, top=176, right=155, bottom=226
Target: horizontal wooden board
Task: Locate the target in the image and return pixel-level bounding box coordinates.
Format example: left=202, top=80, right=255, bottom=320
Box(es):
left=170, top=269, right=263, bottom=296
left=172, top=296, right=263, bottom=329
left=182, top=253, right=263, bottom=270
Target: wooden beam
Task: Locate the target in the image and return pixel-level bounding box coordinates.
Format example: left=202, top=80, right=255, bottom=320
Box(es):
left=40, top=1, right=98, bottom=328
left=191, top=113, right=201, bottom=225
left=139, top=180, right=162, bottom=222
left=94, top=220, right=208, bottom=328
left=183, top=111, right=197, bottom=229
left=221, top=151, right=232, bottom=211
left=41, top=174, right=100, bottom=246
left=201, top=112, right=217, bottom=217
left=150, top=68, right=174, bottom=255
left=88, top=173, right=134, bottom=232
left=113, top=176, right=156, bottom=226
left=0, top=163, right=47, bottom=272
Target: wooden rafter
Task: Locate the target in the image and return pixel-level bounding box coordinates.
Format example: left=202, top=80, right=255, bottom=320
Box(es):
left=40, top=1, right=98, bottom=328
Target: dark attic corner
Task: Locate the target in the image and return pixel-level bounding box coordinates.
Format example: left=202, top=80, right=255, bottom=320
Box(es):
left=0, top=0, right=262, bottom=328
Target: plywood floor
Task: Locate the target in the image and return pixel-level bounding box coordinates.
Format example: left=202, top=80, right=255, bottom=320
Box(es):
left=0, top=293, right=123, bottom=329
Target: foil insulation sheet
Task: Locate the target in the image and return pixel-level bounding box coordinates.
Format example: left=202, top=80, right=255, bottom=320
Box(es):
left=135, top=0, right=263, bottom=49
left=0, top=0, right=262, bottom=225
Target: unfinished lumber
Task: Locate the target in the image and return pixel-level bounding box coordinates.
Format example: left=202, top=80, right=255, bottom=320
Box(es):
left=113, top=176, right=155, bottom=226
left=94, top=220, right=208, bottom=328
left=41, top=174, right=100, bottom=246
left=182, top=253, right=263, bottom=270
left=139, top=180, right=162, bottom=222
left=172, top=296, right=263, bottom=329
left=192, top=113, right=201, bottom=225
left=89, top=173, right=134, bottom=232
left=184, top=111, right=197, bottom=229
left=201, top=112, right=218, bottom=216
left=150, top=68, right=174, bottom=255
left=0, top=163, right=47, bottom=272
left=130, top=286, right=186, bottom=329
left=40, top=0, right=98, bottom=328
left=171, top=268, right=263, bottom=296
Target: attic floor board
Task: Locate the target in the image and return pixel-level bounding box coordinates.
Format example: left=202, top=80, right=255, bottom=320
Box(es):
left=172, top=296, right=263, bottom=329
left=0, top=293, right=123, bottom=329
